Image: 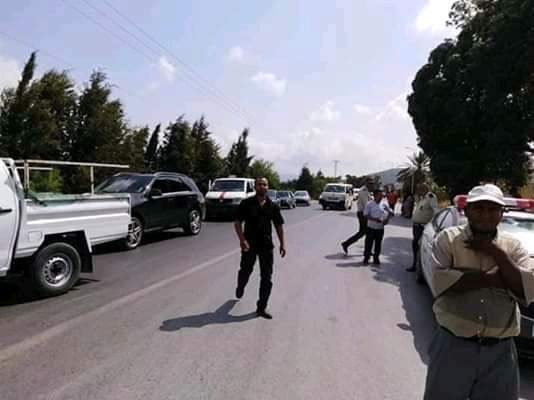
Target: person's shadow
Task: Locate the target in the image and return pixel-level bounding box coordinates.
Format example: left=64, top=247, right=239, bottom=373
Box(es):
left=159, top=300, right=257, bottom=332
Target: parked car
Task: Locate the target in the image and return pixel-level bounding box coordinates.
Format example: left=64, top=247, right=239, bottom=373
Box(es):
left=319, top=183, right=353, bottom=210
left=205, top=177, right=255, bottom=219
left=267, top=190, right=281, bottom=207
left=294, top=190, right=311, bottom=206
left=277, top=191, right=296, bottom=209
left=96, top=172, right=205, bottom=250
left=416, top=195, right=534, bottom=359
left=0, top=158, right=131, bottom=297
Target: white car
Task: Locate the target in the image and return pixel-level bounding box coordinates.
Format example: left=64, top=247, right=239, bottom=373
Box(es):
left=294, top=190, right=311, bottom=206
left=319, top=183, right=353, bottom=210
left=205, top=177, right=255, bottom=219
left=0, top=158, right=131, bottom=297
left=416, top=195, right=534, bottom=358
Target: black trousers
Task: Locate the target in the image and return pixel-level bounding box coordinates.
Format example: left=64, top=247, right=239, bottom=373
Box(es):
left=343, top=211, right=367, bottom=248
left=364, top=227, right=384, bottom=260
left=237, top=249, right=274, bottom=311
left=412, top=224, right=425, bottom=268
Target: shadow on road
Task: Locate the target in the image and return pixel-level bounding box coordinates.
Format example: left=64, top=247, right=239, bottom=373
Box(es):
left=324, top=253, right=358, bottom=261
left=371, top=236, right=437, bottom=365
left=339, top=211, right=357, bottom=218
left=160, top=300, right=257, bottom=332
left=0, top=277, right=100, bottom=307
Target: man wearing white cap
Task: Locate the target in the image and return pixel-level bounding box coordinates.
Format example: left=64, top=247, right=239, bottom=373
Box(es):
left=424, top=184, right=534, bottom=400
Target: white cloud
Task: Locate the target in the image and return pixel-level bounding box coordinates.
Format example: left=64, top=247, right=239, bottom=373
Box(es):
left=251, top=72, right=287, bottom=97
left=0, top=55, right=20, bottom=91
left=310, top=101, right=341, bottom=122
left=158, top=56, right=176, bottom=82
left=227, top=46, right=244, bottom=62
left=415, top=0, right=456, bottom=36
left=353, top=104, right=372, bottom=115
left=375, top=94, right=410, bottom=122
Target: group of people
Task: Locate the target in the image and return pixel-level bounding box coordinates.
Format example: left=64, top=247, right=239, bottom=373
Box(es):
left=232, top=177, right=534, bottom=399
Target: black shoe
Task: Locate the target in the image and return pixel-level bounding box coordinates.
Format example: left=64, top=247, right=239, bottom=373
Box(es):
left=363, top=258, right=369, bottom=266
left=341, top=243, right=348, bottom=255
left=235, top=286, right=244, bottom=299
left=256, top=309, right=273, bottom=319
left=406, top=267, right=416, bottom=272
left=373, top=257, right=380, bottom=265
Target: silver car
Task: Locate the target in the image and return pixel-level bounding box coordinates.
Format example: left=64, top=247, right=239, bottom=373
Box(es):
left=294, top=190, right=311, bottom=206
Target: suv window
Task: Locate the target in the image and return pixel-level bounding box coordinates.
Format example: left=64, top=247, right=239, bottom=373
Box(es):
left=247, top=181, right=255, bottom=193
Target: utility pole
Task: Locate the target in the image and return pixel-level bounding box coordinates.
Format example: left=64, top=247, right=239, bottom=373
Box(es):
left=333, top=160, right=340, bottom=179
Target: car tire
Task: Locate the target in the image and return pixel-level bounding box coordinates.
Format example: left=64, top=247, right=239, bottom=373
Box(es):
left=28, top=242, right=81, bottom=297
left=184, top=209, right=202, bottom=235
left=124, top=216, right=144, bottom=250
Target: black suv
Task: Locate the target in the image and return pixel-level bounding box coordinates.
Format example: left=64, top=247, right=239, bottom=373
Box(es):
left=96, top=172, right=206, bottom=249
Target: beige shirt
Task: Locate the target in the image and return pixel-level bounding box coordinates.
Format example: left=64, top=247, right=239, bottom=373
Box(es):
left=431, top=225, right=534, bottom=338
left=412, top=192, right=439, bottom=224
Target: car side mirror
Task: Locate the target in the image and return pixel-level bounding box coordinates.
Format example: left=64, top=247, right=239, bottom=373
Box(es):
left=149, top=188, right=163, bottom=198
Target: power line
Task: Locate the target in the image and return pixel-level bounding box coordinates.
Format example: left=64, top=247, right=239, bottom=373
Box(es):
left=98, top=0, right=254, bottom=122
left=65, top=0, right=252, bottom=124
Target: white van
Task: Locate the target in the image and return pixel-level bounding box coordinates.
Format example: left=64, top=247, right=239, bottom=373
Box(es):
left=205, top=177, right=255, bottom=218
left=319, top=183, right=354, bottom=210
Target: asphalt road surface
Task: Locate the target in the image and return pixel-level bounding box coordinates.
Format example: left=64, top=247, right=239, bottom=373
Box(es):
left=1, top=204, right=533, bottom=400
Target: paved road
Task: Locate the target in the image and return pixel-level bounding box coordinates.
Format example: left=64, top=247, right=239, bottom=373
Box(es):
left=1, top=205, right=533, bottom=399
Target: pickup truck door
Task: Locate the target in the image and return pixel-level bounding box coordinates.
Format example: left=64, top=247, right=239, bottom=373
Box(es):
left=0, top=161, right=20, bottom=273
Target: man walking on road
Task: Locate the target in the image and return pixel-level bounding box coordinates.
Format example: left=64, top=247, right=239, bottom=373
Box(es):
left=234, top=177, right=286, bottom=319
left=341, top=183, right=370, bottom=255
left=406, top=183, right=438, bottom=272
left=424, top=184, right=534, bottom=400
left=362, top=189, right=393, bottom=265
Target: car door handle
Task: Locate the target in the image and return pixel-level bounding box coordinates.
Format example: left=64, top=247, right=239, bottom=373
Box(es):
left=0, top=207, right=13, bottom=214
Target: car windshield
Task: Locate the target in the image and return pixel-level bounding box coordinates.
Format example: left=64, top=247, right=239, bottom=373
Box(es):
left=267, top=190, right=277, bottom=197
left=324, top=185, right=344, bottom=193
left=295, top=191, right=308, bottom=196
left=96, top=175, right=153, bottom=194
left=211, top=180, right=245, bottom=192
left=500, top=216, right=534, bottom=233
left=277, top=191, right=290, bottom=198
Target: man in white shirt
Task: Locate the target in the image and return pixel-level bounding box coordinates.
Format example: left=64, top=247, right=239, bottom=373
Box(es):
left=341, top=184, right=369, bottom=254
left=363, top=189, right=393, bottom=265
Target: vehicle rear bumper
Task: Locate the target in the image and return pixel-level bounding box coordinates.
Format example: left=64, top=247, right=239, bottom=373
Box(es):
left=206, top=203, right=239, bottom=217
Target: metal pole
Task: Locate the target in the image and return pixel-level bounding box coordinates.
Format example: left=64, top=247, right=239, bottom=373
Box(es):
left=24, top=161, right=30, bottom=191
left=90, top=166, right=95, bottom=195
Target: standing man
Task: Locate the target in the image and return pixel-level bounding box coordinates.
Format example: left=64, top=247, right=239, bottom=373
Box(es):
left=424, top=184, right=534, bottom=399
left=362, top=189, right=393, bottom=265
left=234, top=177, right=286, bottom=319
left=341, top=183, right=370, bottom=255
left=386, top=189, right=399, bottom=213
left=406, top=183, right=439, bottom=272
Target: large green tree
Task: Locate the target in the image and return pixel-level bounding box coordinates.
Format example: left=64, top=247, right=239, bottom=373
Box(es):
left=159, top=116, right=194, bottom=175
left=250, top=159, right=280, bottom=189
left=144, top=123, right=161, bottom=171
left=295, top=166, right=314, bottom=194
left=226, top=128, right=253, bottom=176
left=190, top=116, right=224, bottom=192
left=408, top=0, right=534, bottom=196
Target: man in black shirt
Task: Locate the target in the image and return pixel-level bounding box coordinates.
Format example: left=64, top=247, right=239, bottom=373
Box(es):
left=234, top=177, right=286, bottom=319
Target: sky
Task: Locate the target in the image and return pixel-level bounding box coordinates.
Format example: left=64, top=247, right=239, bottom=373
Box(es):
left=0, top=0, right=457, bottom=179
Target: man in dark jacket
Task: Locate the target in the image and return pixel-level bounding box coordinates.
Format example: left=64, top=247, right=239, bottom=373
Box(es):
left=234, top=177, right=286, bottom=319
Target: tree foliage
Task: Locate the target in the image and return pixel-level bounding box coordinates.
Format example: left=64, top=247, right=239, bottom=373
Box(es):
left=250, top=159, right=280, bottom=189
left=226, top=128, right=253, bottom=176
left=408, top=0, right=534, bottom=196
left=0, top=52, right=277, bottom=194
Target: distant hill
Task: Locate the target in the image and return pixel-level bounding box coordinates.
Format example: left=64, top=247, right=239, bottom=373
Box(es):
left=367, top=168, right=402, bottom=188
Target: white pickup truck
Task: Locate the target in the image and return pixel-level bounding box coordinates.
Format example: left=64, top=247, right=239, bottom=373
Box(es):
left=0, top=158, right=131, bottom=297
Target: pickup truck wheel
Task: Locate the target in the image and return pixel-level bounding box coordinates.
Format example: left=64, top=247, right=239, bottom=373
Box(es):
left=29, top=243, right=81, bottom=297
left=124, top=216, right=144, bottom=250
left=184, top=209, right=202, bottom=235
